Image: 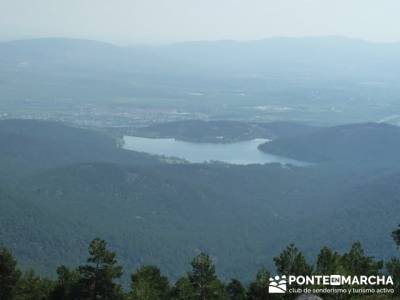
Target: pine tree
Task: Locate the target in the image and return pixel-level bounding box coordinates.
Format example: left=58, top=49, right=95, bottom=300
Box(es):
left=0, top=248, right=21, bottom=300
left=78, top=238, right=123, bottom=300
left=340, top=242, right=383, bottom=276
left=48, top=265, right=80, bottom=300
left=171, top=276, right=196, bottom=300
left=130, top=265, right=169, bottom=300
left=246, top=268, right=270, bottom=300
left=392, top=224, right=400, bottom=249
left=226, top=279, right=246, bottom=300
left=315, top=246, right=343, bottom=275
left=274, top=244, right=312, bottom=276
left=15, top=270, right=53, bottom=300
left=187, top=253, right=227, bottom=300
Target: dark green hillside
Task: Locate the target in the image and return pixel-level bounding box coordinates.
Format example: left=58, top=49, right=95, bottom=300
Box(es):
left=122, top=120, right=318, bottom=143
left=13, top=161, right=400, bottom=281
left=0, top=119, right=158, bottom=181
left=293, top=169, right=400, bottom=256
left=259, top=122, right=400, bottom=163
left=17, top=162, right=314, bottom=281
left=0, top=187, right=90, bottom=274
left=1, top=120, right=400, bottom=282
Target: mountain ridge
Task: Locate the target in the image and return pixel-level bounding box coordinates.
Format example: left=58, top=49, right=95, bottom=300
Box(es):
left=259, top=122, right=400, bottom=163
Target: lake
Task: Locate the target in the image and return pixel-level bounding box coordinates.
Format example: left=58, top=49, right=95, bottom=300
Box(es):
left=123, top=136, right=308, bottom=166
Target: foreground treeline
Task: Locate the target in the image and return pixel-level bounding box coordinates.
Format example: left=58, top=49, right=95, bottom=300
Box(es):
left=1, top=227, right=400, bottom=300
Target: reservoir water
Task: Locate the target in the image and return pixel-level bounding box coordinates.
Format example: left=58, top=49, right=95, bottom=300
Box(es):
left=123, top=136, right=307, bottom=166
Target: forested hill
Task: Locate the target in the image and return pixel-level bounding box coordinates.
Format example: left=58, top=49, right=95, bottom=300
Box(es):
left=1, top=119, right=400, bottom=282
left=259, top=122, right=400, bottom=163
left=0, top=119, right=158, bottom=181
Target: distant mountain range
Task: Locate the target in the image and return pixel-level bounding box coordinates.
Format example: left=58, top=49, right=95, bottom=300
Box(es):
left=2, top=37, right=400, bottom=125
left=2, top=36, right=400, bottom=78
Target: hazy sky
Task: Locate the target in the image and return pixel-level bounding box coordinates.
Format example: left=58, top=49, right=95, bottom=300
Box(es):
left=1, top=0, right=399, bottom=44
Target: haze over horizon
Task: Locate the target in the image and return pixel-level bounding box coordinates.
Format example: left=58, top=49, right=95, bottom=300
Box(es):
left=1, top=0, right=399, bottom=45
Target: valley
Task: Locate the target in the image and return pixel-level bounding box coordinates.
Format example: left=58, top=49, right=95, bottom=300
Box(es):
left=1, top=119, right=399, bottom=283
